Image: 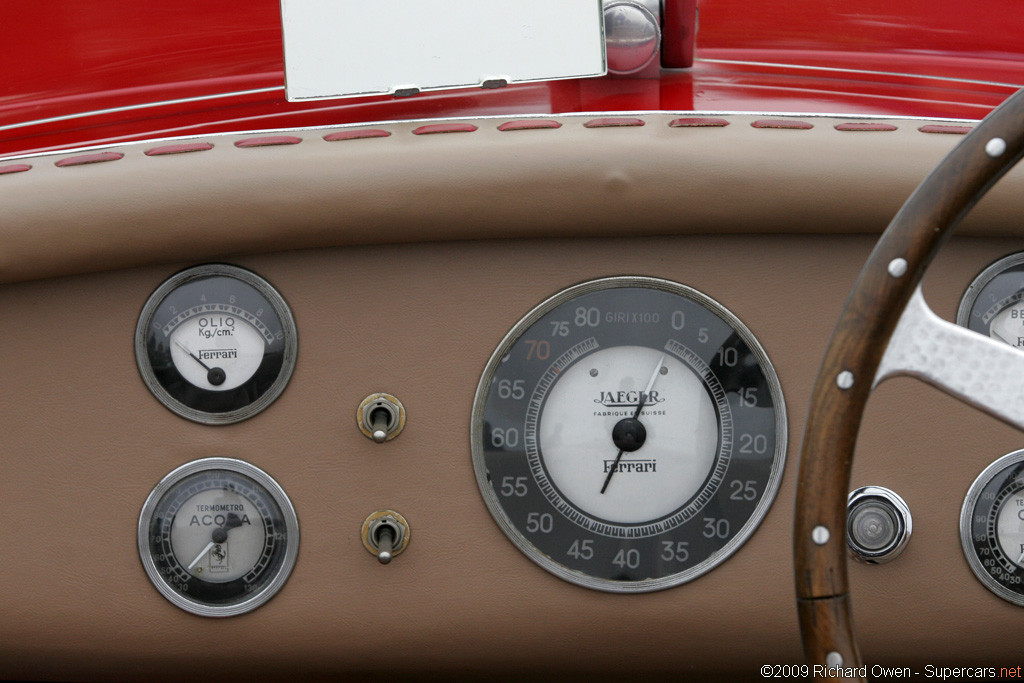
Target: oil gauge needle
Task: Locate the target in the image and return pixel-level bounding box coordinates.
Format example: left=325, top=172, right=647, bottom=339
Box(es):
left=600, top=355, right=665, bottom=494
left=173, top=339, right=227, bottom=386
left=187, top=541, right=215, bottom=571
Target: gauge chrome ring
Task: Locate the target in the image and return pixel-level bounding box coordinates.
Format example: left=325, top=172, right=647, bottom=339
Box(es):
left=137, top=458, right=300, bottom=617
left=846, top=486, right=912, bottom=563
left=134, top=263, right=298, bottom=425
left=960, top=449, right=1024, bottom=607
left=470, top=275, right=788, bottom=593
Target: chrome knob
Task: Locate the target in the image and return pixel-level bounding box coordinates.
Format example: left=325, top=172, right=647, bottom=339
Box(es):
left=375, top=524, right=395, bottom=564
left=847, top=487, right=912, bottom=563
left=604, top=1, right=661, bottom=75
left=369, top=408, right=390, bottom=443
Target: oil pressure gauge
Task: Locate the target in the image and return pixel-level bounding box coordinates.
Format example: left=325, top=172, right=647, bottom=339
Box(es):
left=472, top=277, right=787, bottom=592
left=138, top=458, right=299, bottom=617
left=135, top=264, right=297, bottom=424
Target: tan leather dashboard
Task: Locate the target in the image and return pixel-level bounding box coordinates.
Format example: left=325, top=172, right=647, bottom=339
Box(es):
left=1, top=115, right=1023, bottom=680
left=2, top=114, right=1024, bottom=287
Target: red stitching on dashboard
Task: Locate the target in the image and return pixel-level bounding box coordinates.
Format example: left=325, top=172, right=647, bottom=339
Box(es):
left=234, top=136, right=303, bottom=148
left=3, top=117, right=991, bottom=172
left=669, top=118, right=729, bottom=127
left=751, top=120, right=813, bottom=130
left=413, top=123, right=478, bottom=135
left=497, top=120, right=562, bottom=131
left=918, top=125, right=973, bottom=135
left=324, top=129, right=392, bottom=141
left=54, top=152, right=124, bottom=167
left=584, top=118, right=645, bottom=128
left=145, top=142, right=214, bottom=156
left=835, top=123, right=898, bottom=132
left=0, top=164, right=31, bottom=175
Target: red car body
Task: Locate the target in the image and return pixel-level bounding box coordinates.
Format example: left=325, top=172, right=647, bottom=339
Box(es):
left=4, top=0, right=1024, bottom=156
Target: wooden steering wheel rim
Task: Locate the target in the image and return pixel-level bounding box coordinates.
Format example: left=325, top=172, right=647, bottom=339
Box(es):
left=794, top=87, right=1024, bottom=673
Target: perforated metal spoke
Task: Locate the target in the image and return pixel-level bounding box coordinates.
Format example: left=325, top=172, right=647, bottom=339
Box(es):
left=875, top=286, right=1024, bottom=430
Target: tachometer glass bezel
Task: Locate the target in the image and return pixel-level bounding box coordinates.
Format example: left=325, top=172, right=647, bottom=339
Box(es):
left=471, top=276, right=787, bottom=593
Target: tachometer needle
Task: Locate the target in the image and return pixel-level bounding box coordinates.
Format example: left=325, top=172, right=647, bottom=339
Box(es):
left=600, top=354, right=665, bottom=495
left=187, top=541, right=215, bottom=571
left=173, top=339, right=227, bottom=386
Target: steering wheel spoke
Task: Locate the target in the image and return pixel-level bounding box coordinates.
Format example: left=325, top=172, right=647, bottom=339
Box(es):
left=876, top=286, right=1024, bottom=430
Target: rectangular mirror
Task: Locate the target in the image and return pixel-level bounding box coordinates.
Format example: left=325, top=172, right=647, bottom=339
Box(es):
left=281, top=0, right=607, bottom=101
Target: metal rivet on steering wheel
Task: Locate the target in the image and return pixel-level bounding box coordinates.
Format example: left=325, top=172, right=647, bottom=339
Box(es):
left=794, top=88, right=1024, bottom=679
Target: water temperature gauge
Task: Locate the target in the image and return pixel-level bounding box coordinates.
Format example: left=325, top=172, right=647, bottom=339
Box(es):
left=961, top=449, right=1024, bottom=606
left=138, top=458, right=299, bottom=617
left=135, top=264, right=297, bottom=424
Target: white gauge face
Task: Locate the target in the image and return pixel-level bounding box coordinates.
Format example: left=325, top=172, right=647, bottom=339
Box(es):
left=538, top=345, right=719, bottom=524
left=988, top=302, right=1024, bottom=348
left=169, top=314, right=267, bottom=391
left=170, top=487, right=267, bottom=583
left=996, top=490, right=1024, bottom=569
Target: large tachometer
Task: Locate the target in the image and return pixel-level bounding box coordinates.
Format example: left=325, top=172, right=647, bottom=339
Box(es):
left=472, top=277, right=786, bottom=592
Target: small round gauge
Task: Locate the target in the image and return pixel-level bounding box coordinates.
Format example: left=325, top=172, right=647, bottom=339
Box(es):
left=471, top=276, right=787, bottom=592
left=135, top=264, right=297, bottom=424
left=961, top=449, right=1024, bottom=606
left=957, top=252, right=1024, bottom=347
left=138, top=458, right=299, bottom=617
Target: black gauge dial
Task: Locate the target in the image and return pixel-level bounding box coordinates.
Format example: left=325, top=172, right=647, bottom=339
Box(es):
left=471, top=277, right=787, bottom=592
left=957, top=252, right=1024, bottom=348
left=135, top=264, right=297, bottom=424
left=961, top=450, right=1024, bottom=606
left=138, top=458, right=299, bottom=617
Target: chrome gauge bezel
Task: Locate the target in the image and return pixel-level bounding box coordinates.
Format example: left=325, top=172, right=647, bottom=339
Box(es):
left=956, top=251, right=1024, bottom=331
left=846, top=486, right=912, bottom=564
left=138, top=458, right=300, bottom=617
left=960, top=449, right=1024, bottom=607
left=135, top=264, right=298, bottom=424
left=471, top=276, right=787, bottom=593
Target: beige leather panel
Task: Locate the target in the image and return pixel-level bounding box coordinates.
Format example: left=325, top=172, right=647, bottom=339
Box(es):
left=2, top=114, right=1024, bottom=286
left=1, top=235, right=1021, bottom=680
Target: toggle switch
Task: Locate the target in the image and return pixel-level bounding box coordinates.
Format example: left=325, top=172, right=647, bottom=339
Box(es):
left=357, top=393, right=406, bottom=443
left=361, top=510, right=410, bottom=564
